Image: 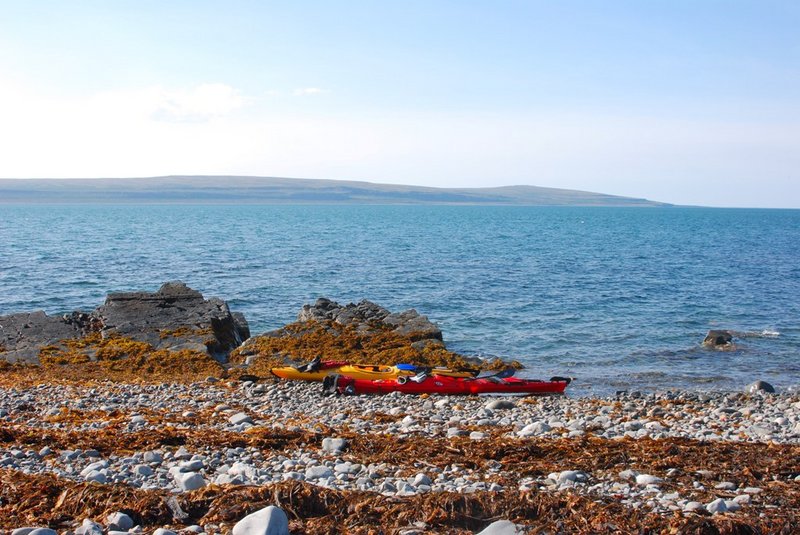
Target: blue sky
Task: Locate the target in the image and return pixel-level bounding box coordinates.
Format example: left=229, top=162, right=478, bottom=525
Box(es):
left=1, top=1, right=798, bottom=207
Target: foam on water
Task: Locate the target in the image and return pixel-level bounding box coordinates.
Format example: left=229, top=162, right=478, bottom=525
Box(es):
left=0, top=204, right=798, bottom=396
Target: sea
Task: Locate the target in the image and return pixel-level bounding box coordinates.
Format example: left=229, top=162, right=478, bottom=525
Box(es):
left=1, top=204, right=798, bottom=396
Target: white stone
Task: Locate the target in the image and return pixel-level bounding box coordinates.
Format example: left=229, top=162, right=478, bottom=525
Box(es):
left=321, top=437, right=347, bottom=453
left=557, top=470, right=586, bottom=483
left=683, top=501, right=704, bottom=513
left=724, top=500, right=742, bottom=512
left=706, top=498, right=728, bottom=514
left=635, top=474, right=662, bottom=486
left=75, top=519, right=104, bottom=535
left=517, top=422, right=550, bottom=437
left=134, top=464, right=154, bottom=477
left=229, top=412, right=254, bottom=425
left=175, top=472, right=207, bottom=491
left=485, top=400, right=516, bottom=410
left=232, top=505, right=289, bottom=535
left=179, top=459, right=205, bottom=472
left=305, top=465, right=333, bottom=479
left=84, top=470, right=107, bottom=484
left=476, top=520, right=519, bottom=535
left=143, top=451, right=163, bottom=464
left=413, top=473, right=432, bottom=486
left=153, top=530, right=177, bottom=535
left=80, top=460, right=109, bottom=477
left=714, top=481, right=736, bottom=490
left=106, top=512, right=134, bottom=531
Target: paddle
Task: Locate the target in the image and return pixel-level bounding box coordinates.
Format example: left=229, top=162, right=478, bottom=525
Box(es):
left=478, top=367, right=516, bottom=380
left=296, top=355, right=322, bottom=373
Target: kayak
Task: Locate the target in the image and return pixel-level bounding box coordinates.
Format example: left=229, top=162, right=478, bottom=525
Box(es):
left=324, top=373, right=570, bottom=396
left=270, top=360, right=479, bottom=382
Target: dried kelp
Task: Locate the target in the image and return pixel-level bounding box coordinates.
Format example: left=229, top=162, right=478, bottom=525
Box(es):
left=0, top=471, right=796, bottom=534
left=230, top=320, right=519, bottom=376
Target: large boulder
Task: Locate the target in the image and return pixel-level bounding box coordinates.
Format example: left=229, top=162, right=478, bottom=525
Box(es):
left=0, top=282, right=249, bottom=364
left=95, top=281, right=250, bottom=361
left=232, top=505, right=289, bottom=535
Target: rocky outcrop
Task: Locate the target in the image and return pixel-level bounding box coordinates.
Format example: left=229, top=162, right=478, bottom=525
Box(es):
left=0, top=311, right=85, bottom=364
left=231, top=297, right=488, bottom=376
left=703, top=330, right=735, bottom=351
left=0, top=282, right=249, bottom=365
left=298, top=298, right=442, bottom=342
left=95, top=282, right=250, bottom=361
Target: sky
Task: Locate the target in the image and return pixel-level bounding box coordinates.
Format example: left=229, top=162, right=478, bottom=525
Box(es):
left=0, top=1, right=798, bottom=207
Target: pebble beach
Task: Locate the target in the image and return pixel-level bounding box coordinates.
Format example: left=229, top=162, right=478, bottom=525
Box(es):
left=2, top=376, right=799, bottom=534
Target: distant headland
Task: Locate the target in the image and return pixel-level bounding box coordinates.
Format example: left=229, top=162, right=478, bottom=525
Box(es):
left=0, top=176, right=669, bottom=206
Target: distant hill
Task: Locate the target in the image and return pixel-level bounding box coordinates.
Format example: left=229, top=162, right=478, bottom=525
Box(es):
left=0, top=176, right=669, bottom=206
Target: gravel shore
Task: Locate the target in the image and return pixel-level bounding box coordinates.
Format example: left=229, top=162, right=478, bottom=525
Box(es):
left=2, top=378, right=799, bottom=534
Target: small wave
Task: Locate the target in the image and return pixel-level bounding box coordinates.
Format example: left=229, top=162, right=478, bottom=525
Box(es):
left=732, top=329, right=780, bottom=339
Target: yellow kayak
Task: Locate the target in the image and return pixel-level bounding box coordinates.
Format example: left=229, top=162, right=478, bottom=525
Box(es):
left=270, top=358, right=478, bottom=382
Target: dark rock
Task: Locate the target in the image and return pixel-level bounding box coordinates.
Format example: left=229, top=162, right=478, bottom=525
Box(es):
left=298, top=298, right=391, bottom=326
left=0, top=311, right=86, bottom=364
left=384, top=309, right=443, bottom=341
left=1, top=282, right=249, bottom=364
left=702, top=330, right=735, bottom=350
left=298, top=298, right=442, bottom=343
left=94, top=281, right=248, bottom=361
left=746, top=380, right=775, bottom=394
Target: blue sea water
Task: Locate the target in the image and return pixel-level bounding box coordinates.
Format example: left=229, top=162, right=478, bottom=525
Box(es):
left=1, top=204, right=798, bottom=396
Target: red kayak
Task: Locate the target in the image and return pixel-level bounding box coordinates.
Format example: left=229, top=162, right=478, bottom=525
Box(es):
left=323, top=373, right=570, bottom=396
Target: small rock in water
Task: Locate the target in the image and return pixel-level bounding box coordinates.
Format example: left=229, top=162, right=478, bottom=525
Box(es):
left=746, top=380, right=775, bottom=394
left=476, top=520, right=519, bottom=535
left=232, top=505, right=290, bottom=535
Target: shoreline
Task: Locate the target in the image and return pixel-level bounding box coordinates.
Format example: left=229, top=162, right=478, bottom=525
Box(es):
left=2, top=377, right=798, bottom=534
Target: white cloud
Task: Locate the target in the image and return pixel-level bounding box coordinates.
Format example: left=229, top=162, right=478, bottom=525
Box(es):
left=149, top=83, right=247, bottom=122
left=292, top=87, right=326, bottom=96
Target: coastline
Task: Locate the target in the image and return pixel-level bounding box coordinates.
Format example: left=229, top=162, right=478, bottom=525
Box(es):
left=1, top=377, right=798, bottom=533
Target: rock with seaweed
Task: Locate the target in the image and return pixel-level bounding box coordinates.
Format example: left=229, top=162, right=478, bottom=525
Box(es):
left=0, top=282, right=248, bottom=376
left=94, top=281, right=250, bottom=361
left=0, top=311, right=87, bottom=364
left=233, top=298, right=517, bottom=375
